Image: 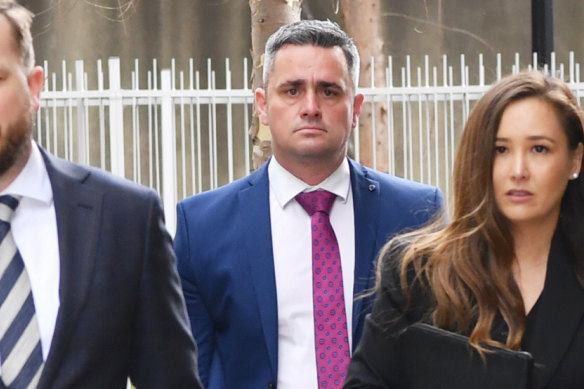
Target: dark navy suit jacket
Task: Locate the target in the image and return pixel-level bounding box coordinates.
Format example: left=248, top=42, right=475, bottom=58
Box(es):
left=175, top=158, right=444, bottom=389
left=9, top=149, right=202, bottom=389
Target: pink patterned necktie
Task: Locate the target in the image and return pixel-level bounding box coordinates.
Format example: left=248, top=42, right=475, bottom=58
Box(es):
left=295, top=190, right=350, bottom=389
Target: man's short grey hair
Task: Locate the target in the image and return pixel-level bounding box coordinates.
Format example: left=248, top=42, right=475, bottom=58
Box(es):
left=262, top=19, right=360, bottom=91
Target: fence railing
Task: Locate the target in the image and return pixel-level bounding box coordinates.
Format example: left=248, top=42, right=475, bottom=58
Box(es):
left=36, top=53, right=584, bottom=233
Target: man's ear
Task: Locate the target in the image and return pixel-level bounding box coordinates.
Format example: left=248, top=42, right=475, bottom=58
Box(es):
left=255, top=88, right=269, bottom=126
left=27, top=66, right=44, bottom=111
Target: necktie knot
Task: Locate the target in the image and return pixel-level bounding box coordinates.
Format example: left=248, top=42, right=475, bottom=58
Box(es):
left=295, top=190, right=336, bottom=216
left=0, top=195, right=21, bottom=224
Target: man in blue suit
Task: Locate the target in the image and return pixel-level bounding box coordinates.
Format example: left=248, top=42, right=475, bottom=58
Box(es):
left=175, top=20, right=444, bottom=389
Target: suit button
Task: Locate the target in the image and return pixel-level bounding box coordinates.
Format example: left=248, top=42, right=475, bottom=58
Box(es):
left=268, top=382, right=276, bottom=389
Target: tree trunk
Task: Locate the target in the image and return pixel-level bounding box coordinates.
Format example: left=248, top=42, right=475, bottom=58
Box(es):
left=249, top=0, right=303, bottom=170
left=341, top=0, right=388, bottom=172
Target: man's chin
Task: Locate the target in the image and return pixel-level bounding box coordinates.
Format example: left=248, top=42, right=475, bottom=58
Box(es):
left=0, top=147, right=21, bottom=175
left=0, top=134, right=32, bottom=177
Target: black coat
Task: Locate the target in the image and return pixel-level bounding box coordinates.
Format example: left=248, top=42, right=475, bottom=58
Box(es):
left=344, top=231, right=584, bottom=389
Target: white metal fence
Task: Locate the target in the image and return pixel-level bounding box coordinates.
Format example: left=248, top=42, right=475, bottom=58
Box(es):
left=36, top=53, right=584, bottom=233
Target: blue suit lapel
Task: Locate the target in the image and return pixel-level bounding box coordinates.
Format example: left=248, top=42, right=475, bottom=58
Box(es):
left=238, top=163, right=279, bottom=377
left=37, top=150, right=103, bottom=389
left=349, top=159, right=380, bottom=343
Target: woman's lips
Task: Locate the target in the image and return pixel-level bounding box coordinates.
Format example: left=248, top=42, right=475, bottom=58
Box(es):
left=506, top=189, right=533, bottom=202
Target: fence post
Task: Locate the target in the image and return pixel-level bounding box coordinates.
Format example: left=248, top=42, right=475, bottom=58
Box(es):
left=75, top=60, right=88, bottom=165
left=161, top=69, right=177, bottom=235
left=108, top=57, right=125, bottom=177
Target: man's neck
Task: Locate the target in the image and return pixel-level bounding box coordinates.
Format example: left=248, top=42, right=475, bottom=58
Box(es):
left=0, top=141, right=32, bottom=192
left=274, top=155, right=346, bottom=186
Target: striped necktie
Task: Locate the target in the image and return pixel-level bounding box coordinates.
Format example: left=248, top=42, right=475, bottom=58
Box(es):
left=0, top=195, right=44, bottom=389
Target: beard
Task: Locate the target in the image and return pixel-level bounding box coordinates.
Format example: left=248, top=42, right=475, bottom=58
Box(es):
left=0, top=106, right=33, bottom=176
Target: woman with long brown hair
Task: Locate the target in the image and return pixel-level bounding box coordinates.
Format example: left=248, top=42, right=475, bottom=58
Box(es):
left=344, top=71, right=584, bottom=388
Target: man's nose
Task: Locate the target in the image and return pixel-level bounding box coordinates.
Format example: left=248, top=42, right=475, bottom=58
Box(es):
left=300, top=90, right=321, bottom=118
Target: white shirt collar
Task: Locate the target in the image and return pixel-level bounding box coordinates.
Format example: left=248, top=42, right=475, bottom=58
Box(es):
left=268, top=157, right=351, bottom=209
left=1, top=141, right=53, bottom=205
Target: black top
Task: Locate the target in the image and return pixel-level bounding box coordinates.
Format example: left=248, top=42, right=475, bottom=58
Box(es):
left=344, top=229, right=584, bottom=389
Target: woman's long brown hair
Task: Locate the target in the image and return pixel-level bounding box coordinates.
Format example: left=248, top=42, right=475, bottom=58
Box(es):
left=377, top=71, right=584, bottom=352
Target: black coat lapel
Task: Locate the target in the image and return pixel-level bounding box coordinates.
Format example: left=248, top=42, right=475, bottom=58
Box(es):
left=526, top=232, right=584, bottom=389
left=37, top=150, right=103, bottom=388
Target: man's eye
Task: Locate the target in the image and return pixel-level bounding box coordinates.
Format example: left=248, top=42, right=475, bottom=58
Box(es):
left=287, top=89, right=298, bottom=96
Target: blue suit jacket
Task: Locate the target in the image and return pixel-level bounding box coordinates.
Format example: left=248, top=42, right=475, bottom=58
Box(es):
left=175, top=158, right=444, bottom=389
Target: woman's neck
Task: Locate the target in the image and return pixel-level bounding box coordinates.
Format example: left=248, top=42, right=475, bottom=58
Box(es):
left=512, top=222, right=555, bottom=264
left=511, top=219, right=557, bottom=315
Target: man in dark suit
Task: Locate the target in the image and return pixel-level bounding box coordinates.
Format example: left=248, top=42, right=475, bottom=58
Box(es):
left=175, top=20, right=444, bottom=389
left=0, top=1, right=202, bottom=388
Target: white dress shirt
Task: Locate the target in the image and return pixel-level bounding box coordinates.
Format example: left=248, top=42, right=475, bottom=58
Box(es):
left=269, top=157, right=355, bottom=389
left=0, top=141, right=60, bottom=362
